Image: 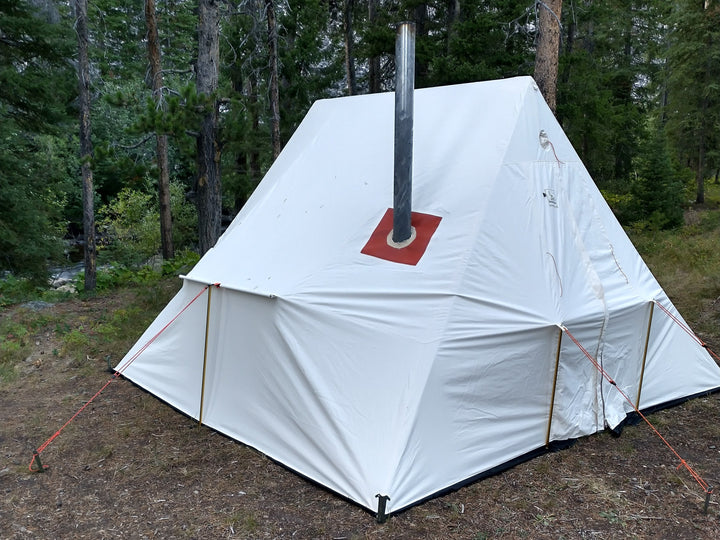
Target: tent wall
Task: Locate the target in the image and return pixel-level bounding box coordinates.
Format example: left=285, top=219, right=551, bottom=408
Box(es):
left=121, top=281, right=210, bottom=419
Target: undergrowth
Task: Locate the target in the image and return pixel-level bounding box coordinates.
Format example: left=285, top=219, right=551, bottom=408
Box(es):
left=0, top=252, right=194, bottom=384
left=627, top=184, right=720, bottom=332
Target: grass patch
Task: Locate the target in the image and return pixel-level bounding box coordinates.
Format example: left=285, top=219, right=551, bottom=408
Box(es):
left=0, top=318, right=32, bottom=383
left=628, top=204, right=720, bottom=331
left=62, top=328, right=92, bottom=357
left=1, top=267, right=183, bottom=385
left=224, top=509, right=260, bottom=533
left=599, top=510, right=624, bottom=526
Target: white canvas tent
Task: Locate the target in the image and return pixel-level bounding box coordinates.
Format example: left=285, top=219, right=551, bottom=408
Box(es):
left=119, top=76, right=720, bottom=518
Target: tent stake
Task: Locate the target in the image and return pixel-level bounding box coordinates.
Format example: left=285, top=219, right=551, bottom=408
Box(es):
left=546, top=327, right=563, bottom=447
left=198, top=285, right=215, bottom=426
left=375, top=494, right=390, bottom=523
left=29, top=450, right=46, bottom=473
left=635, top=302, right=654, bottom=410
left=704, top=487, right=713, bottom=513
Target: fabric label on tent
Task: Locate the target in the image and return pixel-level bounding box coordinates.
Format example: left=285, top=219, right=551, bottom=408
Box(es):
left=361, top=208, right=442, bottom=265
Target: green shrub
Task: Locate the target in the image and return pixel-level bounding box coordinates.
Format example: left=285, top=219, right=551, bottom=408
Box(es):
left=169, top=182, right=198, bottom=252
left=0, top=274, right=38, bottom=307
left=97, top=181, right=197, bottom=268
left=98, top=188, right=160, bottom=267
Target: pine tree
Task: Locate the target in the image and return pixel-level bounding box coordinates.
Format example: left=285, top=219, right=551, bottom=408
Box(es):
left=534, top=0, right=563, bottom=112
left=627, top=127, right=685, bottom=229
left=196, top=0, right=222, bottom=254
left=266, top=0, right=282, bottom=159
left=0, top=0, right=75, bottom=129
left=557, top=1, right=667, bottom=186
left=665, top=0, right=720, bottom=204
left=0, top=0, right=76, bottom=280
left=145, top=0, right=173, bottom=259
left=75, top=0, right=97, bottom=291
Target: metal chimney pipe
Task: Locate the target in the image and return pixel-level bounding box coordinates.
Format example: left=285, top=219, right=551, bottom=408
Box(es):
left=392, top=22, right=415, bottom=245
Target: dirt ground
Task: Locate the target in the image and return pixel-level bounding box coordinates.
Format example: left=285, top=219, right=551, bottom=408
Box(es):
left=2, top=292, right=720, bottom=539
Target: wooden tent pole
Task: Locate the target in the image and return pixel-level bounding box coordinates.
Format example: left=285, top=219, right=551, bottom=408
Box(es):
left=546, top=326, right=563, bottom=448
left=635, top=302, right=655, bottom=410
left=198, top=285, right=215, bottom=426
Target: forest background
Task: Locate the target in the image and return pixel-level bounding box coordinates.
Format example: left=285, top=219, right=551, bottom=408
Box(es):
left=1, top=0, right=719, bottom=288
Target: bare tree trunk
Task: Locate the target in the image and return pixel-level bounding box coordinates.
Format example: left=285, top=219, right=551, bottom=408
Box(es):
left=145, top=0, right=174, bottom=259
left=343, top=0, right=357, bottom=95
left=248, top=74, right=261, bottom=186
left=534, top=0, right=563, bottom=113
left=75, top=0, right=96, bottom=292
left=196, top=0, right=222, bottom=255
left=266, top=0, right=281, bottom=159
left=696, top=97, right=708, bottom=203
left=368, top=0, right=380, bottom=93
left=446, top=0, right=460, bottom=54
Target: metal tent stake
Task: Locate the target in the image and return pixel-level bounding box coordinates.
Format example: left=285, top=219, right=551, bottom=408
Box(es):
left=375, top=494, right=390, bottom=523
left=30, top=450, right=46, bottom=473
left=704, top=488, right=713, bottom=514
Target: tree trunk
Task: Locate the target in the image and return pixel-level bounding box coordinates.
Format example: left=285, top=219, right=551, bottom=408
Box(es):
left=246, top=73, right=261, bottom=188
left=368, top=0, right=380, bottom=93
left=696, top=97, right=708, bottom=203
left=534, top=0, right=563, bottom=113
left=75, top=0, right=96, bottom=292
left=446, top=0, right=460, bottom=54
left=343, top=0, right=357, bottom=95
left=196, top=0, right=222, bottom=254
left=145, top=0, right=174, bottom=259
left=266, top=0, right=282, bottom=159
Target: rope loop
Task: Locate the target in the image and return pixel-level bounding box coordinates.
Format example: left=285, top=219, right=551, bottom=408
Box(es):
left=28, top=450, right=48, bottom=473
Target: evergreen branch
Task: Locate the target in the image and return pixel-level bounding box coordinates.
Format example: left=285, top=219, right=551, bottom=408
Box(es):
left=115, top=134, right=154, bottom=150
left=161, top=68, right=194, bottom=76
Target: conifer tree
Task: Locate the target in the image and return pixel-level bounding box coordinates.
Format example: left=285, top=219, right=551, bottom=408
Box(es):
left=145, top=0, right=173, bottom=259
left=196, top=0, right=222, bottom=254
left=665, top=0, right=720, bottom=204
left=534, top=0, right=563, bottom=112
left=0, top=0, right=76, bottom=280
left=75, top=0, right=97, bottom=291
left=628, top=128, right=685, bottom=229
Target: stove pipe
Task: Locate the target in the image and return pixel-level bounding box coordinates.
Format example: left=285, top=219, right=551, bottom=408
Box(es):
left=392, top=22, right=415, bottom=245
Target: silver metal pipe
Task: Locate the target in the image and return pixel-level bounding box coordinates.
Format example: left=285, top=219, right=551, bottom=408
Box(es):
left=392, top=22, right=415, bottom=245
